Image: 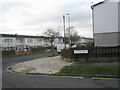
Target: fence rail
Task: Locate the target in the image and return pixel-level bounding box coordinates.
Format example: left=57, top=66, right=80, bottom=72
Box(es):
left=2, top=50, right=15, bottom=56
left=61, top=46, right=120, bottom=60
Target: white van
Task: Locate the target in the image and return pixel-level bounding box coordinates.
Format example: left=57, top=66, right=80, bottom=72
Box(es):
left=57, top=44, right=69, bottom=53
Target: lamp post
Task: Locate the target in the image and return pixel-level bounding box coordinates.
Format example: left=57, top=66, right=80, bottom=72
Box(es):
left=66, top=13, right=71, bottom=48
left=63, top=15, right=66, bottom=49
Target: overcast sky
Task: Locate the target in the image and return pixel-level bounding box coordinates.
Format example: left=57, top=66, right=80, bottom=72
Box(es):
left=0, top=0, right=103, bottom=38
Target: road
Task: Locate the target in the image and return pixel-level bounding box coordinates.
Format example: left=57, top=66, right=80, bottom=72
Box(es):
left=2, top=52, right=119, bottom=88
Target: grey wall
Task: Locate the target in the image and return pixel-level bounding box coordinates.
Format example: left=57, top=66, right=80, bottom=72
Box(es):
left=94, top=32, right=119, bottom=47
left=118, top=2, right=120, bottom=32
left=118, top=32, right=120, bottom=45
left=0, top=34, right=2, bottom=90
left=93, top=1, right=120, bottom=47
left=118, top=2, right=120, bottom=45
left=93, top=1, right=118, bottom=33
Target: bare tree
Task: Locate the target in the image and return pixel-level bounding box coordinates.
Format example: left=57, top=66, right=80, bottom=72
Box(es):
left=66, top=26, right=80, bottom=45
left=43, top=28, right=60, bottom=55
left=44, top=28, right=60, bottom=37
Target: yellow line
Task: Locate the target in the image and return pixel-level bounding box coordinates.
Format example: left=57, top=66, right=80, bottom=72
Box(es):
left=91, top=77, right=120, bottom=80
left=7, top=67, right=85, bottom=79
left=7, top=66, right=120, bottom=80
left=31, top=74, right=84, bottom=79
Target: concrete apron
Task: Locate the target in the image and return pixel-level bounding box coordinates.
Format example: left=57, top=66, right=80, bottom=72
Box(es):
left=9, top=56, right=72, bottom=74
left=11, top=66, right=36, bottom=74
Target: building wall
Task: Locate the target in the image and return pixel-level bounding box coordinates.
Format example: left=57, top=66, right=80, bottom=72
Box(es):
left=93, top=1, right=118, bottom=33
left=1, top=37, right=16, bottom=47
left=25, top=38, right=35, bottom=47
left=54, top=38, right=63, bottom=45
left=118, top=2, right=120, bottom=45
left=16, top=38, right=25, bottom=46
left=0, top=35, right=2, bottom=47
left=119, top=2, right=120, bottom=32
left=94, top=32, right=119, bottom=46
left=36, top=38, right=44, bottom=46
left=118, top=32, right=120, bottom=45
left=93, top=1, right=119, bottom=46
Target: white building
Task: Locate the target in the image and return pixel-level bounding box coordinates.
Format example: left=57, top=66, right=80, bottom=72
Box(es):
left=0, top=34, right=16, bottom=51
left=0, top=34, right=63, bottom=51
left=0, top=34, right=93, bottom=51
left=91, top=0, right=120, bottom=47
left=15, top=35, right=46, bottom=47
left=53, top=37, right=64, bottom=47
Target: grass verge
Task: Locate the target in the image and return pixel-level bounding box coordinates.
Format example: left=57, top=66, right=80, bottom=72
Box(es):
left=61, top=57, right=120, bottom=62
left=58, top=65, right=120, bottom=75
left=48, top=54, right=60, bottom=57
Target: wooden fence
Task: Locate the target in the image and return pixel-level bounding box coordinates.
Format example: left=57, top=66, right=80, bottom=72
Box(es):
left=2, top=46, right=52, bottom=56
left=61, top=46, right=120, bottom=60
left=2, top=50, right=15, bottom=56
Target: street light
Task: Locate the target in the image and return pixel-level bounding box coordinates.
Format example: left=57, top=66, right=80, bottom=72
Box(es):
left=66, top=13, right=71, bottom=47
left=66, top=13, right=70, bottom=29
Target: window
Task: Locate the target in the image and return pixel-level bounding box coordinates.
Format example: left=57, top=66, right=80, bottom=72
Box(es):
left=30, top=39, right=33, bottom=42
left=9, top=39, right=12, bottom=43
left=4, top=39, right=13, bottom=43
left=27, top=39, right=33, bottom=43
left=4, top=39, right=9, bottom=43
left=5, top=47, right=9, bottom=51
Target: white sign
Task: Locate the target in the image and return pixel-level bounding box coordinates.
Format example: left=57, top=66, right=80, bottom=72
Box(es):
left=74, top=50, right=88, bottom=54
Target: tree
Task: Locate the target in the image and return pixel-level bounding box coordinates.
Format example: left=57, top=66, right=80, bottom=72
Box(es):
left=43, top=28, right=60, bottom=55
left=66, top=26, right=80, bottom=45
left=44, top=28, right=60, bottom=37
left=86, top=41, right=94, bottom=49
left=44, top=28, right=60, bottom=44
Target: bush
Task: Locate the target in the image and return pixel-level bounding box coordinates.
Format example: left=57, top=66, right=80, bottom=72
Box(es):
left=85, top=41, right=94, bottom=49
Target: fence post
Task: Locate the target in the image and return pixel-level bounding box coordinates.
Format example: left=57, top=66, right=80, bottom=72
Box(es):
left=86, top=53, right=89, bottom=62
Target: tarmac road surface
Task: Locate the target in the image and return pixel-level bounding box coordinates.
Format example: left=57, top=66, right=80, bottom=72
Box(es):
left=2, top=52, right=119, bottom=89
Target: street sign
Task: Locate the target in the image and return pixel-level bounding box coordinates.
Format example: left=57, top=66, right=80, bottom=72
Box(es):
left=74, top=50, right=88, bottom=54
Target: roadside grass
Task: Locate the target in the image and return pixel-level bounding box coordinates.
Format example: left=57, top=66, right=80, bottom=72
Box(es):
left=61, top=57, right=120, bottom=62
left=2, top=49, right=52, bottom=58
left=58, top=65, right=120, bottom=75
left=48, top=54, right=60, bottom=57
left=84, top=57, right=120, bottom=62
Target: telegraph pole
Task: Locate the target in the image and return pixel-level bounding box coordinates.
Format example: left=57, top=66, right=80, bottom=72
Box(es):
left=63, top=15, right=66, bottom=49
left=66, top=13, right=71, bottom=48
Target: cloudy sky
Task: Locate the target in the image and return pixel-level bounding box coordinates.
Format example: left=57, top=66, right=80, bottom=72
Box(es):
left=0, top=0, right=103, bottom=38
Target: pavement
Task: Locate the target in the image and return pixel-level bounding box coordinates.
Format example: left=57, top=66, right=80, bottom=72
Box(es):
left=10, top=56, right=73, bottom=74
